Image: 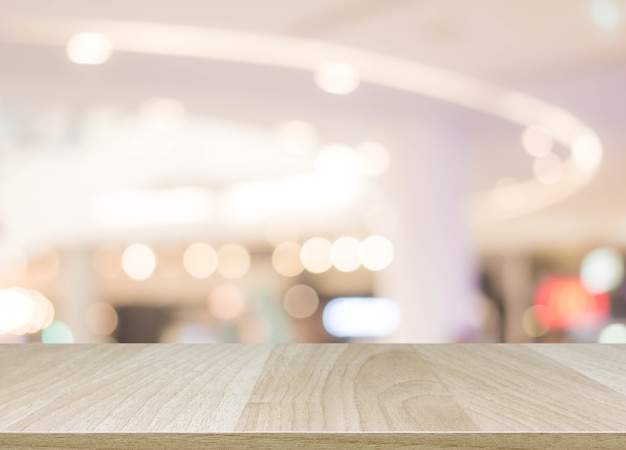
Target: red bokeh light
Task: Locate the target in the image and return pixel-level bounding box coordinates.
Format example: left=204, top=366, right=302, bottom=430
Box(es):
left=533, top=276, right=610, bottom=330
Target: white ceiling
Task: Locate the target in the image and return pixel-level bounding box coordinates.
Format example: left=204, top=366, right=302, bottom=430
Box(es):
left=0, top=0, right=625, bottom=250
left=4, top=0, right=623, bottom=79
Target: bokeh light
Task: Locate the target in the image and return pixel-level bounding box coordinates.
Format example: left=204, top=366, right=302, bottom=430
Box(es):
left=208, top=284, right=247, bottom=320
left=183, top=243, right=218, bottom=279
left=360, top=235, right=394, bottom=271
left=522, top=305, right=550, bottom=338
left=330, top=237, right=362, bottom=272
left=216, top=244, right=251, bottom=279
left=314, top=61, right=360, bottom=95
left=521, top=125, right=553, bottom=157
left=591, top=0, right=621, bottom=32
left=533, top=153, right=563, bottom=185
left=580, top=247, right=624, bottom=294
left=356, top=141, right=391, bottom=176
left=121, top=243, right=157, bottom=281
left=66, top=32, right=113, bottom=65
left=42, top=321, right=74, bottom=344
left=572, top=135, right=602, bottom=170
left=272, top=242, right=304, bottom=277
left=283, top=284, right=319, bottom=319
left=85, top=302, right=118, bottom=336
left=533, top=276, right=610, bottom=329
left=0, top=288, right=34, bottom=336
left=274, top=120, right=318, bottom=155
left=300, top=237, right=333, bottom=273
left=0, top=288, right=54, bottom=336
left=598, top=323, right=626, bottom=343
left=322, top=297, right=401, bottom=337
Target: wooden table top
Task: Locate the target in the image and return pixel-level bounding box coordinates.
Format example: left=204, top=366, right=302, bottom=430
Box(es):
left=1, top=344, right=626, bottom=449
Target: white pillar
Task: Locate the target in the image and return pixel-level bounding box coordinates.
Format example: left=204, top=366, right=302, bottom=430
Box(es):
left=377, top=116, right=477, bottom=342
left=58, top=249, right=98, bottom=343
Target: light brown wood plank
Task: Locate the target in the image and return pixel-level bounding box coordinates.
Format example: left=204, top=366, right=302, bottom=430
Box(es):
left=238, top=344, right=478, bottom=432
left=0, top=344, right=272, bottom=432
left=529, top=344, right=626, bottom=397
left=417, top=344, right=626, bottom=432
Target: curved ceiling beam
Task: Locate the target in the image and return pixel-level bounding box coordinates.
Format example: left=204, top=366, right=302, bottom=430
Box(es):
left=0, top=15, right=603, bottom=224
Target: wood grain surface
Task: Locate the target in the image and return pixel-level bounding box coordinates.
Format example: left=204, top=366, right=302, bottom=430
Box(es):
left=1, top=344, right=625, bottom=448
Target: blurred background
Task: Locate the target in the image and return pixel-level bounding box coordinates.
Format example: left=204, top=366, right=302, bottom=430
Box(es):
left=1, top=0, right=626, bottom=344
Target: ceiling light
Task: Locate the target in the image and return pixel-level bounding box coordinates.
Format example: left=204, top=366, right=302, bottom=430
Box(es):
left=323, top=297, right=401, bottom=337
left=361, top=235, right=394, bottom=271
left=314, top=61, right=360, bottom=95
left=300, top=237, right=332, bottom=273
left=330, top=237, right=362, bottom=272
left=216, top=245, right=251, bottom=279
left=572, top=135, right=602, bottom=170
left=121, top=243, right=156, bottom=281
left=66, top=32, right=113, bottom=65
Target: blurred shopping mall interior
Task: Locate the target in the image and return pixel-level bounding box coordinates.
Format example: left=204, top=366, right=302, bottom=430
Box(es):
left=1, top=0, right=626, bottom=344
